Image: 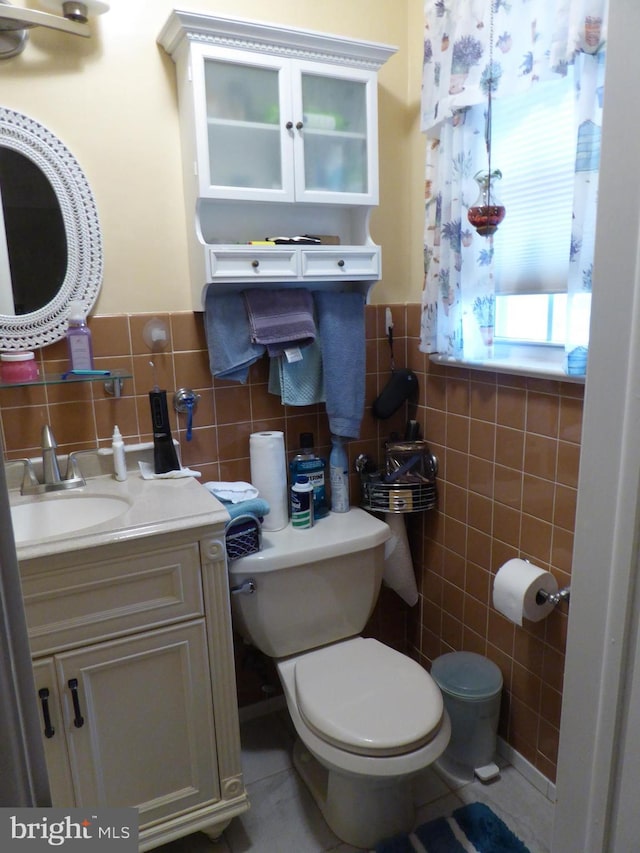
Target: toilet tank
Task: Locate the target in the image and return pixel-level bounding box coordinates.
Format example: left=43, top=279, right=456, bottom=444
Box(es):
left=227, top=508, right=390, bottom=658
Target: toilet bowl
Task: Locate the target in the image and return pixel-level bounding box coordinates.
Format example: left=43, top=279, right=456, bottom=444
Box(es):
left=228, top=508, right=450, bottom=848
left=277, top=638, right=451, bottom=848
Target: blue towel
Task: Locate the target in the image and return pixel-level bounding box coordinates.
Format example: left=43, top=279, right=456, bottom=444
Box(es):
left=314, top=291, right=366, bottom=439
left=221, top=497, right=270, bottom=520
left=244, top=288, right=316, bottom=356
left=268, top=337, right=325, bottom=405
left=204, top=288, right=265, bottom=383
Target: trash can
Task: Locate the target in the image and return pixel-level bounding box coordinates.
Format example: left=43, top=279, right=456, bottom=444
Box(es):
left=431, top=651, right=503, bottom=782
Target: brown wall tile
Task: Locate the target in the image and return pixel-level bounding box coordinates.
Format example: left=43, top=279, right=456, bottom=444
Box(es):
left=1, top=305, right=584, bottom=787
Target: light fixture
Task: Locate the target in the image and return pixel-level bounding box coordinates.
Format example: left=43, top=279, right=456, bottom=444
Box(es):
left=0, top=0, right=109, bottom=60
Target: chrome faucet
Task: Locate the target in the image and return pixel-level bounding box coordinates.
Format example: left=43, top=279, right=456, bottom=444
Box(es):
left=41, top=424, right=62, bottom=485
left=11, top=425, right=86, bottom=495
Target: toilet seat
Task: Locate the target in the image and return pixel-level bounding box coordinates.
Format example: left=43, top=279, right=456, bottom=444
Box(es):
left=293, top=637, right=444, bottom=757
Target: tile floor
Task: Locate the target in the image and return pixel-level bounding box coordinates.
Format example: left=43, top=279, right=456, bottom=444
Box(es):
left=157, top=708, right=554, bottom=853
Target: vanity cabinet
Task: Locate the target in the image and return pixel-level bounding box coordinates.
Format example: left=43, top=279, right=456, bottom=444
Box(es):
left=158, top=11, right=396, bottom=306
left=21, top=529, right=247, bottom=851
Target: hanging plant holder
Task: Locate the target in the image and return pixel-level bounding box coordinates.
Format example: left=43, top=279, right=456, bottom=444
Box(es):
left=468, top=169, right=506, bottom=237
left=467, top=1, right=506, bottom=240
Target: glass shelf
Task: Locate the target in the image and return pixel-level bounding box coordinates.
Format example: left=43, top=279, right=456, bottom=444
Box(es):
left=0, top=370, right=131, bottom=396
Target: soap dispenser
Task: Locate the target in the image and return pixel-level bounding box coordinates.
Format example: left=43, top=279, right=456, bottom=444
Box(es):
left=112, top=425, right=127, bottom=481
left=66, top=301, right=94, bottom=371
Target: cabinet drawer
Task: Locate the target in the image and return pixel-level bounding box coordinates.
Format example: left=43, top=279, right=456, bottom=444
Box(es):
left=300, top=247, right=380, bottom=278
left=23, top=543, right=204, bottom=655
left=208, top=247, right=299, bottom=279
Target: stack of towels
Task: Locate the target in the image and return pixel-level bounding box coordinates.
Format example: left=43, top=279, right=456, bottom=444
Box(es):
left=203, top=481, right=270, bottom=521
left=204, top=286, right=366, bottom=440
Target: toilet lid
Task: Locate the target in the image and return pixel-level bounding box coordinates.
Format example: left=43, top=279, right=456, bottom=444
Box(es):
left=294, top=637, right=444, bottom=757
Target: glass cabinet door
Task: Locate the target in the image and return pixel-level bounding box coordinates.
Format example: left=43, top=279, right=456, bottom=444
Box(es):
left=197, top=51, right=293, bottom=200
left=294, top=63, right=377, bottom=203
left=191, top=46, right=378, bottom=206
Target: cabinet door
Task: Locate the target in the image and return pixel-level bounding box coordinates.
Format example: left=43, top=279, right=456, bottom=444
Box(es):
left=55, top=620, right=219, bottom=827
left=291, top=61, right=379, bottom=205
left=32, top=658, right=76, bottom=807
left=191, top=43, right=294, bottom=202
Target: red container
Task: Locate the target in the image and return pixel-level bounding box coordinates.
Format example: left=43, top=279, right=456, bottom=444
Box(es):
left=1, top=352, right=39, bottom=383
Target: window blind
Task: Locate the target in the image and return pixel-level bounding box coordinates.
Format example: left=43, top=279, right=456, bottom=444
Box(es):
left=490, top=73, right=575, bottom=295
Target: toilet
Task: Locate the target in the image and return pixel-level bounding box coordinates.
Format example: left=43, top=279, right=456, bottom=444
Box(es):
left=228, top=507, right=450, bottom=848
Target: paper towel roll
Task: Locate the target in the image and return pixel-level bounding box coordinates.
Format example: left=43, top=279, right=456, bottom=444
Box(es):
left=493, top=559, right=558, bottom=626
left=250, top=431, right=288, bottom=531
left=382, top=513, right=419, bottom=606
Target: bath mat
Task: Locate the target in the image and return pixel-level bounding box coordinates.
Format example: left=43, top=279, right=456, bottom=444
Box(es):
left=374, top=801, right=531, bottom=853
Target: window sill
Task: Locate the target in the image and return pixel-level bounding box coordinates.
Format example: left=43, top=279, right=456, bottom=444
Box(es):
left=428, top=342, right=585, bottom=384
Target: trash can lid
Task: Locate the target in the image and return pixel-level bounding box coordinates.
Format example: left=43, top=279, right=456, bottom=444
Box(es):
left=431, top=652, right=503, bottom=699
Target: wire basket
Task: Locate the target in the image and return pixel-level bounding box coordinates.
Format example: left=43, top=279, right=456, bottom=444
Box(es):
left=361, top=480, right=438, bottom=513
left=225, top=514, right=262, bottom=562
left=360, top=440, right=438, bottom=514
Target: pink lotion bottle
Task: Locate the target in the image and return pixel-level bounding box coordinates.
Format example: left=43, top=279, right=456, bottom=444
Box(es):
left=66, top=301, right=94, bottom=371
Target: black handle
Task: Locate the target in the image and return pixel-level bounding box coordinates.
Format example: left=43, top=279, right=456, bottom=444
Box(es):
left=285, top=120, right=293, bottom=130
left=337, top=259, right=345, bottom=267
left=38, top=687, right=55, bottom=739
left=295, top=121, right=303, bottom=130
left=68, top=678, right=84, bottom=728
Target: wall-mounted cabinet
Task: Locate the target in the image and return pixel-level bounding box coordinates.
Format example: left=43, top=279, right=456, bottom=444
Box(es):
left=158, top=11, right=396, bottom=307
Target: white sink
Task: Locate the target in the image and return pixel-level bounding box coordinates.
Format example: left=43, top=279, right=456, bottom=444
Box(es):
left=11, top=493, right=132, bottom=545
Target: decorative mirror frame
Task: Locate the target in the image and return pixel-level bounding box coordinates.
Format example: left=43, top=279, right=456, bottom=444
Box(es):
left=0, top=107, right=103, bottom=351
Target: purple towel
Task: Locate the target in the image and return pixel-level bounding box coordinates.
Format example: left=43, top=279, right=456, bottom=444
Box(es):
left=243, top=289, right=316, bottom=357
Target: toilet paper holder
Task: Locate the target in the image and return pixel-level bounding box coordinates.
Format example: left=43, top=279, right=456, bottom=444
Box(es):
left=535, top=586, right=571, bottom=608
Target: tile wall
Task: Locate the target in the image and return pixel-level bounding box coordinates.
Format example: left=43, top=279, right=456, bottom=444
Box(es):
left=0, top=303, right=583, bottom=783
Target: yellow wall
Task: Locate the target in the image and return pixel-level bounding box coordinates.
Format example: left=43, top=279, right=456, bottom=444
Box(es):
left=1, top=0, right=425, bottom=313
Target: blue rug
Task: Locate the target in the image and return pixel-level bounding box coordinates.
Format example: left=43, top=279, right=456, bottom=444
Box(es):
left=374, top=802, right=531, bottom=852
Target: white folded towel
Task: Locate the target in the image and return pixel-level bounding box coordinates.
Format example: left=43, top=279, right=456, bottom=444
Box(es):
left=382, top=513, right=419, bottom=606
left=203, top=481, right=259, bottom=503
left=138, top=461, right=201, bottom=480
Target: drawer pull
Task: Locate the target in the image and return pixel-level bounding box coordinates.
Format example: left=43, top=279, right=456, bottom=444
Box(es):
left=285, top=121, right=293, bottom=130
left=38, top=687, right=55, bottom=739
left=337, top=259, right=345, bottom=267
left=251, top=259, right=260, bottom=269
left=296, top=120, right=303, bottom=130
left=68, top=678, right=85, bottom=728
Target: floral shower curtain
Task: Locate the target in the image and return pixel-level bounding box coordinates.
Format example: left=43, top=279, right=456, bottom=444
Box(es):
left=420, top=0, right=608, bottom=374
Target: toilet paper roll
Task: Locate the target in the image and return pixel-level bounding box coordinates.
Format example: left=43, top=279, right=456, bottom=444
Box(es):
left=493, top=559, right=558, bottom=626
left=249, top=431, right=288, bottom=531
left=382, top=512, right=419, bottom=606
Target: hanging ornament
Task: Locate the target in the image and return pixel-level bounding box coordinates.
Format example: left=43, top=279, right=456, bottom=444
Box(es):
left=468, top=169, right=505, bottom=236
left=468, top=1, right=506, bottom=238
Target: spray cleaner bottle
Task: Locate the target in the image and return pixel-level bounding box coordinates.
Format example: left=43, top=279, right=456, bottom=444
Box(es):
left=329, top=435, right=349, bottom=513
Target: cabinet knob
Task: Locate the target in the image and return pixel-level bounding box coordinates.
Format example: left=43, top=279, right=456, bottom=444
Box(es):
left=296, top=121, right=304, bottom=130
left=337, top=259, right=345, bottom=268
left=251, top=259, right=260, bottom=268
left=38, top=687, right=55, bottom=739
left=285, top=121, right=293, bottom=130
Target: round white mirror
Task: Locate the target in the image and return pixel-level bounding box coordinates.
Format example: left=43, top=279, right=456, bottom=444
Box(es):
left=0, top=107, right=102, bottom=351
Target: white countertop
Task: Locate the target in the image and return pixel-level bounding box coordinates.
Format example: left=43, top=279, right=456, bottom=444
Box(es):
left=10, top=466, right=230, bottom=562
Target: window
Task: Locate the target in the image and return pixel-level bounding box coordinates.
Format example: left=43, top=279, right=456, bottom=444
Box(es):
left=495, top=293, right=566, bottom=344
